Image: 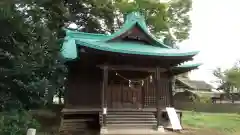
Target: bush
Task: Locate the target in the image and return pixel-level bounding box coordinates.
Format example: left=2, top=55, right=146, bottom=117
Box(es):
left=0, top=110, right=40, bottom=135
left=197, top=95, right=212, bottom=104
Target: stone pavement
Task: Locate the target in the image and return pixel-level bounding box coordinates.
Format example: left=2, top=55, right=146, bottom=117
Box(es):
left=100, top=128, right=177, bottom=135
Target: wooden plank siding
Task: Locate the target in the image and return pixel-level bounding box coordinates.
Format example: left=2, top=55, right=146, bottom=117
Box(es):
left=65, top=64, right=173, bottom=109
left=65, top=65, right=102, bottom=108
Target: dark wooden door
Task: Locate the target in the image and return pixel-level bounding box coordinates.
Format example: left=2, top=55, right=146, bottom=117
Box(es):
left=122, top=84, right=142, bottom=108
left=108, top=82, right=143, bottom=108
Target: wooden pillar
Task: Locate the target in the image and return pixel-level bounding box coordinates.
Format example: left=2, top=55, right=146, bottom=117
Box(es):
left=63, top=76, right=68, bottom=107
left=102, top=65, right=108, bottom=127
left=120, top=81, right=124, bottom=106
left=169, top=76, right=175, bottom=106
left=141, top=82, right=145, bottom=108
left=155, top=67, right=161, bottom=128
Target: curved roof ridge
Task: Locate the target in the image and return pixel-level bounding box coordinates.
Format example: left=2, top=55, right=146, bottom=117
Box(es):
left=102, top=11, right=172, bottom=49
left=64, top=28, right=107, bottom=36
left=63, top=28, right=109, bottom=40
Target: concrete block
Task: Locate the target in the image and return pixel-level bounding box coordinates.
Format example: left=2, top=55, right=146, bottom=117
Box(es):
left=26, top=128, right=36, bottom=135
left=157, top=126, right=165, bottom=133
left=100, top=127, right=108, bottom=135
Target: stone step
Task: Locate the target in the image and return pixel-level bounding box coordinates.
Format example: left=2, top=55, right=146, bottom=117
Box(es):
left=106, top=123, right=156, bottom=129
left=99, top=115, right=155, bottom=119
left=99, top=111, right=157, bottom=129
left=100, top=113, right=155, bottom=116
left=100, top=111, right=154, bottom=115
left=100, top=117, right=156, bottom=121
left=99, top=116, right=156, bottom=123
left=106, top=120, right=157, bottom=124
left=100, top=128, right=165, bottom=134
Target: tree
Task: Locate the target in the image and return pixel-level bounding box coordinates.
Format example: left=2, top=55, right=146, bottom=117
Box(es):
left=116, top=0, right=192, bottom=42
left=213, top=67, right=232, bottom=93
left=65, top=0, right=116, bottom=33
left=213, top=67, right=226, bottom=85
left=0, top=0, right=68, bottom=110
left=65, top=0, right=193, bottom=44
left=225, top=65, right=240, bottom=90
left=213, top=63, right=240, bottom=103
left=214, top=62, right=240, bottom=91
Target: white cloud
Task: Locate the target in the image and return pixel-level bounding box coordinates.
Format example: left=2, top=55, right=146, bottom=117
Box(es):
left=178, top=0, right=240, bottom=87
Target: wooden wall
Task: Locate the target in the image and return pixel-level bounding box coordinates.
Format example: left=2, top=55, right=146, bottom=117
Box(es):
left=157, top=73, right=173, bottom=107
left=65, top=61, right=174, bottom=109
left=65, top=63, right=102, bottom=108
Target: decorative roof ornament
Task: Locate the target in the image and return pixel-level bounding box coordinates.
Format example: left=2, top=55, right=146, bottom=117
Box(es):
left=126, top=11, right=141, bottom=20
left=68, top=23, right=78, bottom=30
left=124, top=11, right=146, bottom=28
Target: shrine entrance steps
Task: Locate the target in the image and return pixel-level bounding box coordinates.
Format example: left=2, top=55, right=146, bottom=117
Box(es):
left=99, top=110, right=157, bottom=130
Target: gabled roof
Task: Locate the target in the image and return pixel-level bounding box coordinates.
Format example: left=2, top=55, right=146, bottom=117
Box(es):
left=61, top=11, right=199, bottom=62
left=176, top=78, right=213, bottom=91
left=102, top=12, right=170, bottom=48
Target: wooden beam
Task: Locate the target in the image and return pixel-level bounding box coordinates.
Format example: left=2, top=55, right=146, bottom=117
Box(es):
left=97, top=65, right=166, bottom=72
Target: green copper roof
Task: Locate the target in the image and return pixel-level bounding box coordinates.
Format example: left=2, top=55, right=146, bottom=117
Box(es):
left=61, top=11, right=200, bottom=60
left=174, top=63, right=202, bottom=68
left=102, top=12, right=170, bottom=48
left=75, top=40, right=199, bottom=56
left=64, top=28, right=109, bottom=40
left=170, top=63, right=202, bottom=75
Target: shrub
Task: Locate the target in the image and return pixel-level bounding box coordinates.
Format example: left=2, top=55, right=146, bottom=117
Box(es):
left=198, top=95, right=212, bottom=104
left=0, top=110, right=40, bottom=135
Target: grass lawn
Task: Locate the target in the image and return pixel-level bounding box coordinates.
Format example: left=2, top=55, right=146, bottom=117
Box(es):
left=182, top=111, right=240, bottom=135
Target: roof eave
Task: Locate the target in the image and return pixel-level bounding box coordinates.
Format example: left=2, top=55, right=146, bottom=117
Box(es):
left=75, top=40, right=200, bottom=57
left=175, top=63, right=203, bottom=68
left=169, top=63, right=202, bottom=75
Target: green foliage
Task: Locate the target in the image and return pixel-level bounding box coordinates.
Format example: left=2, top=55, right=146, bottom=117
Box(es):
left=115, top=0, right=168, bottom=33
left=0, top=0, right=68, bottom=110
left=66, top=0, right=116, bottom=33
left=225, top=66, right=240, bottom=89
left=0, top=0, right=193, bottom=133
left=0, top=110, right=40, bottom=135
left=213, top=61, right=240, bottom=93
left=199, top=96, right=212, bottom=104
left=167, top=0, right=192, bottom=41
left=115, top=0, right=192, bottom=42
left=66, top=0, right=192, bottom=43
left=213, top=67, right=227, bottom=85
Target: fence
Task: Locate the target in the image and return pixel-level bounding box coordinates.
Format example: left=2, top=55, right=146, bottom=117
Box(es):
left=174, top=102, right=240, bottom=113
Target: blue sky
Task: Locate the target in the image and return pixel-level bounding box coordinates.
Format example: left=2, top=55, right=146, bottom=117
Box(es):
left=178, top=0, right=240, bottom=87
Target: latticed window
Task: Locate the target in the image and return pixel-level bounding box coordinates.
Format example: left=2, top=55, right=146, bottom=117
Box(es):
left=144, top=96, right=156, bottom=107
